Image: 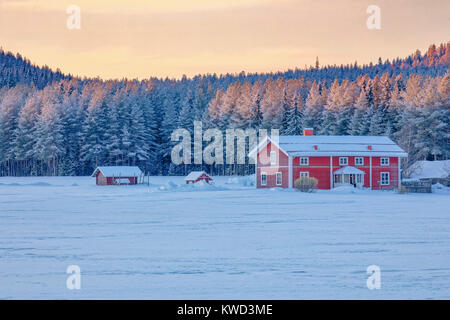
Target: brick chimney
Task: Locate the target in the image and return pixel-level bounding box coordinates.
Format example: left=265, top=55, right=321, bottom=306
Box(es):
left=303, top=128, right=314, bottom=136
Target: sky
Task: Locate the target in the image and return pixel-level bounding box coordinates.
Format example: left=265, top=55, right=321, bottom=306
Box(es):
left=0, top=0, right=449, bottom=79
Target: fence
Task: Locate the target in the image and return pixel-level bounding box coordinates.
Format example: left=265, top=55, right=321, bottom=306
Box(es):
left=417, top=178, right=450, bottom=187
left=401, top=180, right=432, bottom=193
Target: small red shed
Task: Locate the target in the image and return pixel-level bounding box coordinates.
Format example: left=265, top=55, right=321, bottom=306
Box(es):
left=91, top=166, right=143, bottom=186
left=184, top=171, right=213, bottom=184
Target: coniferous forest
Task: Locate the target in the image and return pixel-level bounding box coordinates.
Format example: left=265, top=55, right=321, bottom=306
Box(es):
left=0, top=43, right=449, bottom=177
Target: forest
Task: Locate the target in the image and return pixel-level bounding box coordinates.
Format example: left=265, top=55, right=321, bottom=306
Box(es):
left=0, top=42, right=449, bottom=177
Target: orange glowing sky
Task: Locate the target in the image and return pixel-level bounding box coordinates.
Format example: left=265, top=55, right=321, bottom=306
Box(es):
left=0, top=0, right=448, bottom=79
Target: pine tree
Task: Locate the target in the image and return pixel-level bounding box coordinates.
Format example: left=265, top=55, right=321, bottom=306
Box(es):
left=0, top=85, right=30, bottom=166
left=80, top=84, right=109, bottom=170
left=33, top=90, right=65, bottom=175
left=283, top=92, right=303, bottom=135
left=303, top=81, right=325, bottom=131
left=59, top=86, right=84, bottom=175
left=13, top=90, right=40, bottom=175
left=348, top=106, right=364, bottom=135
left=260, top=78, right=285, bottom=129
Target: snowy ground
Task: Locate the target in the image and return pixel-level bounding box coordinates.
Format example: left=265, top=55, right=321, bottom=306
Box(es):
left=0, top=176, right=449, bottom=299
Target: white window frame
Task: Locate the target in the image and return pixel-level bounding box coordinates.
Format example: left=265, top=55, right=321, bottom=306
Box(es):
left=270, top=151, right=277, bottom=165
left=300, top=172, right=309, bottom=178
left=355, top=157, right=364, bottom=166
left=261, top=172, right=267, bottom=186
left=339, top=157, right=348, bottom=166
left=380, top=172, right=390, bottom=185
left=300, top=157, right=309, bottom=165
left=381, top=157, right=389, bottom=166
left=276, top=172, right=282, bottom=186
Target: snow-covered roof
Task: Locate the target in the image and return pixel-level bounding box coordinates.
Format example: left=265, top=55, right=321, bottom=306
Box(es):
left=251, top=135, right=408, bottom=157
left=407, top=160, right=450, bottom=179
left=184, top=171, right=211, bottom=181
left=333, top=166, right=366, bottom=175
left=91, top=166, right=143, bottom=177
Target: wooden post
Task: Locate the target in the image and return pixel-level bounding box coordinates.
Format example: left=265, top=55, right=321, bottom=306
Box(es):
left=330, top=156, right=333, bottom=189
left=254, top=151, right=258, bottom=188
left=288, top=156, right=293, bottom=189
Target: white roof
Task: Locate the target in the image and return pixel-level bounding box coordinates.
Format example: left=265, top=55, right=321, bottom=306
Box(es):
left=91, top=166, right=143, bottom=177
left=333, top=166, right=366, bottom=175
left=184, top=171, right=211, bottom=181
left=251, top=135, right=408, bottom=157
left=407, top=160, right=450, bottom=179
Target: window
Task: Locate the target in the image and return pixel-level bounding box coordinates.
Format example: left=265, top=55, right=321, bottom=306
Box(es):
left=300, top=172, right=309, bottom=178
left=276, top=172, right=282, bottom=185
left=381, top=172, right=390, bottom=185
left=339, top=157, right=348, bottom=165
left=355, top=157, right=364, bottom=166
left=356, top=174, right=362, bottom=184
left=334, top=175, right=342, bottom=183
left=300, top=157, right=309, bottom=165
left=270, top=151, right=277, bottom=165
left=261, top=172, right=267, bottom=186
left=381, top=157, right=389, bottom=166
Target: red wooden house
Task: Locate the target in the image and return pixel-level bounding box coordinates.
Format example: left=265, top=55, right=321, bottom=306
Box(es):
left=250, top=129, right=408, bottom=190
left=184, top=171, right=213, bottom=184
left=91, top=166, right=143, bottom=186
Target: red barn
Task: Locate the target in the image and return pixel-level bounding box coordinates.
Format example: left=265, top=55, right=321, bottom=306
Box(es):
left=91, top=166, right=143, bottom=186
left=184, top=171, right=213, bottom=184
left=250, top=129, right=408, bottom=190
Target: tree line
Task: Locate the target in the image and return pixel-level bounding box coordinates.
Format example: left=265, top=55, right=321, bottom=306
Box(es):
left=0, top=43, right=449, bottom=176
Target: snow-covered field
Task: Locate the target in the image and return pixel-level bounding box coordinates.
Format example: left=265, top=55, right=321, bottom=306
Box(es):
left=0, top=176, right=449, bottom=299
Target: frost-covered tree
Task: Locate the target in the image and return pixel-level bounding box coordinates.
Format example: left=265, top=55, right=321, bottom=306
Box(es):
left=303, top=81, right=325, bottom=131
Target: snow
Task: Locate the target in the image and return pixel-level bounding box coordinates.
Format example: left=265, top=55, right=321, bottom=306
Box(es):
left=431, top=183, right=450, bottom=194
left=408, top=160, right=450, bottom=179
left=225, top=175, right=255, bottom=187
left=324, top=185, right=366, bottom=194
left=115, top=178, right=132, bottom=184
left=279, top=135, right=397, bottom=145
left=0, top=176, right=449, bottom=299
left=155, top=180, right=227, bottom=192
left=91, top=166, right=143, bottom=178
left=333, top=166, right=365, bottom=175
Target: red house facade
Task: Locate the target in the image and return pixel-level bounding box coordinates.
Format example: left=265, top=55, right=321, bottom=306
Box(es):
left=91, top=166, right=143, bottom=186
left=184, top=171, right=213, bottom=184
left=251, top=130, right=408, bottom=190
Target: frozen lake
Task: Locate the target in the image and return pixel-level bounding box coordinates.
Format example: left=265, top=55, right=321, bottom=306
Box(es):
left=0, top=176, right=449, bottom=299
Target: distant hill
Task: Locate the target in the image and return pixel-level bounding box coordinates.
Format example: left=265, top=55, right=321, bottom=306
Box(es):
left=0, top=49, right=68, bottom=89
left=0, top=42, right=449, bottom=90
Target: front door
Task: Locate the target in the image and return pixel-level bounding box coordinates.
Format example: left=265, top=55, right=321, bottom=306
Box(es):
left=350, top=174, right=355, bottom=185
